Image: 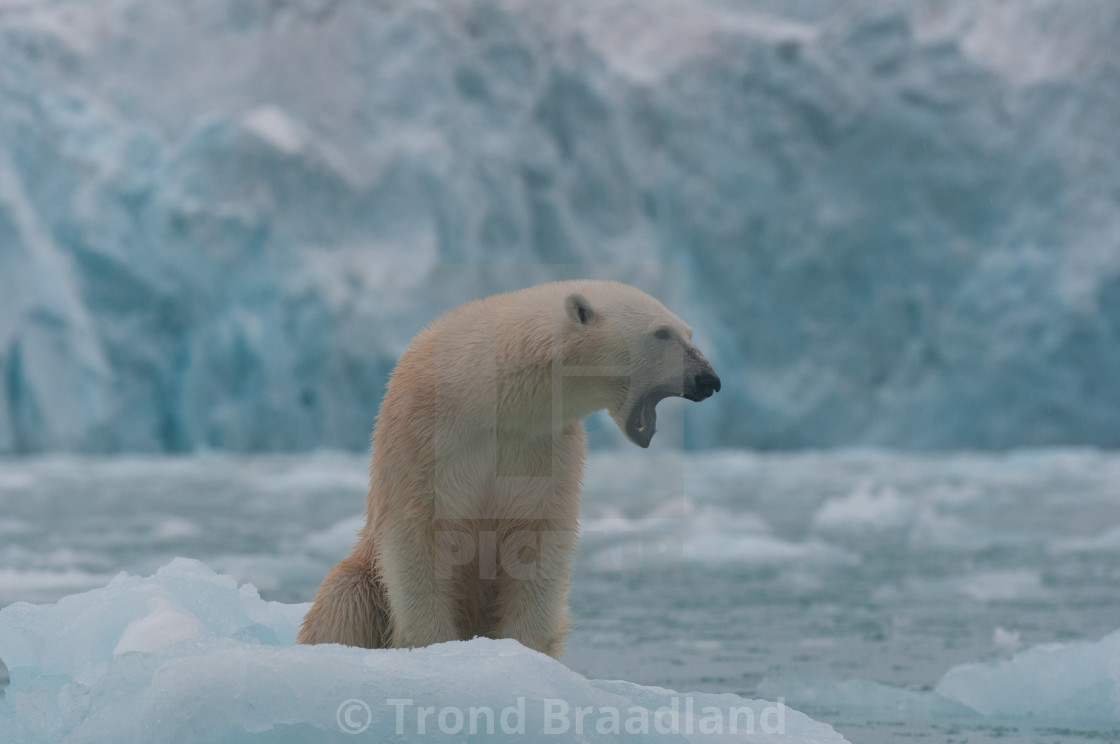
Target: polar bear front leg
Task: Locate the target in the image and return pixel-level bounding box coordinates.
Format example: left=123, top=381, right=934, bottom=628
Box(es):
left=379, top=522, right=461, bottom=648
left=494, top=523, right=576, bottom=657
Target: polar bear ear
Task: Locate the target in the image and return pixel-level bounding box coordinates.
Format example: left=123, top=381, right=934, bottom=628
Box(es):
left=565, top=293, right=597, bottom=326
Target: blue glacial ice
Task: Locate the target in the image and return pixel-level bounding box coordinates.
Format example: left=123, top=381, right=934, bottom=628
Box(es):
left=2, top=0, right=1120, bottom=453
left=0, top=559, right=847, bottom=743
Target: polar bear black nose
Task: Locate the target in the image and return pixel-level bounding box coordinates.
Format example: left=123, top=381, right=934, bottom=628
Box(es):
left=693, top=370, right=721, bottom=399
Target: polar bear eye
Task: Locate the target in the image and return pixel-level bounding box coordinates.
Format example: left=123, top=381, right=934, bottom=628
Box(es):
left=654, top=328, right=672, bottom=340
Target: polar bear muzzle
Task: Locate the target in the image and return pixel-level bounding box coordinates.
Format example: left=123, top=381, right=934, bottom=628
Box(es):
left=624, top=348, right=721, bottom=449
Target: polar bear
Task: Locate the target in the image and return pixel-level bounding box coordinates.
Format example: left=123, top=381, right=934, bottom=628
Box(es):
left=297, top=280, right=720, bottom=657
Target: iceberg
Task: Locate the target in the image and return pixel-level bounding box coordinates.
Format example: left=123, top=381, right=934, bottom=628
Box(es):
left=0, top=559, right=847, bottom=743
left=935, top=629, right=1120, bottom=725
left=763, top=627, right=1120, bottom=729
left=2, top=0, right=1120, bottom=453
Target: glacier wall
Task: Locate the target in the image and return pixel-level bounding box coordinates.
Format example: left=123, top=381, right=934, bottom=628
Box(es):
left=1, top=0, right=1119, bottom=453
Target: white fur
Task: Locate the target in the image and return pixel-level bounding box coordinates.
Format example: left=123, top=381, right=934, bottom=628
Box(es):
left=298, top=280, right=703, bottom=657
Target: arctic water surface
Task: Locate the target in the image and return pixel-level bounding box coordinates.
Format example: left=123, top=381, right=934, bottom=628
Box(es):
left=1, top=448, right=1118, bottom=742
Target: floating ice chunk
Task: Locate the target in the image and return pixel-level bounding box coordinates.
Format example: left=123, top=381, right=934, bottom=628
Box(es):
left=149, top=516, right=202, bottom=541
left=0, top=472, right=36, bottom=491
left=906, top=510, right=1031, bottom=552
left=956, top=570, right=1045, bottom=602
left=251, top=454, right=371, bottom=494
left=758, top=675, right=977, bottom=723
left=1051, top=524, right=1120, bottom=553
left=766, top=627, right=1120, bottom=727
left=0, top=518, right=29, bottom=535
left=811, top=483, right=917, bottom=534
left=936, top=628, right=1120, bottom=724
left=873, top=569, right=1046, bottom=603
left=583, top=501, right=854, bottom=571
left=0, top=653, right=7, bottom=698
left=239, top=105, right=305, bottom=155
left=683, top=534, right=856, bottom=566
left=991, top=626, right=1021, bottom=652
left=587, top=531, right=856, bottom=571
left=814, top=479, right=1031, bottom=553
left=302, top=514, right=365, bottom=559
left=0, top=568, right=117, bottom=606
left=207, top=553, right=327, bottom=595
left=580, top=500, right=768, bottom=558
left=0, top=559, right=848, bottom=743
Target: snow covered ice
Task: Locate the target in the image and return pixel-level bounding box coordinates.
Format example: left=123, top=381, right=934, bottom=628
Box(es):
left=0, top=559, right=845, bottom=743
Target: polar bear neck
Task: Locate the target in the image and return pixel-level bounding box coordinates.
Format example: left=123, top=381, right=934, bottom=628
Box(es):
left=413, top=301, right=620, bottom=436
left=492, top=324, right=620, bottom=434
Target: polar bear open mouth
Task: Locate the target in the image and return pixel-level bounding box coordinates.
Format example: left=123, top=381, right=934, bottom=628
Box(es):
left=625, top=386, right=682, bottom=449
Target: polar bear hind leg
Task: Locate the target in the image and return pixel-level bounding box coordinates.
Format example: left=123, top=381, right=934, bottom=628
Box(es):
left=296, top=549, right=392, bottom=648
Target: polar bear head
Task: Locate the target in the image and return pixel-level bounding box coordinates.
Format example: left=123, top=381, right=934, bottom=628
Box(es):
left=557, top=281, right=721, bottom=448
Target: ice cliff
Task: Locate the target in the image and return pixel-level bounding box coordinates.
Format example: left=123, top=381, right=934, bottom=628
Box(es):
left=1, top=0, right=1119, bottom=452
